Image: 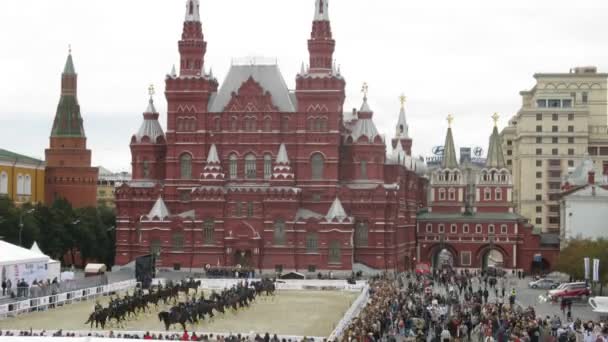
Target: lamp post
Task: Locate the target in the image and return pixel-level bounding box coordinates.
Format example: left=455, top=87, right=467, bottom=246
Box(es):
left=19, top=209, right=35, bottom=247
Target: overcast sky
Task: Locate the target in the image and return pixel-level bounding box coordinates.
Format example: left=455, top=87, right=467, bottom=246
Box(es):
left=1, top=0, right=608, bottom=171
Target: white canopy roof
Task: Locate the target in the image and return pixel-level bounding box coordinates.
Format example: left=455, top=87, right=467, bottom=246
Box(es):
left=0, top=240, right=49, bottom=266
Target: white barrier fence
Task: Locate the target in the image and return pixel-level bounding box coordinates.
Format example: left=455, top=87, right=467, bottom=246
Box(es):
left=0, top=279, right=137, bottom=320
left=328, top=285, right=370, bottom=341
left=191, top=278, right=366, bottom=291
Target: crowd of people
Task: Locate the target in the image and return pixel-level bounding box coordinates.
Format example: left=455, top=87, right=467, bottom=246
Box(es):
left=342, top=270, right=608, bottom=342
left=1, top=278, right=61, bottom=298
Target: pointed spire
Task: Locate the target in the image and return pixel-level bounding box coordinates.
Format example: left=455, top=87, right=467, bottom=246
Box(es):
left=148, top=196, right=170, bottom=220
left=63, top=47, right=76, bottom=75
left=395, top=94, right=409, bottom=138
left=277, top=143, right=290, bottom=164
left=359, top=82, right=372, bottom=113
left=326, top=197, right=349, bottom=222
left=185, top=0, right=201, bottom=22
left=486, top=113, right=506, bottom=169
left=300, top=62, right=306, bottom=75
left=208, top=67, right=214, bottom=79
left=171, top=65, right=177, bottom=78
left=206, top=144, right=220, bottom=164
left=441, top=115, right=459, bottom=169
left=314, top=0, right=330, bottom=21
left=145, top=84, right=157, bottom=113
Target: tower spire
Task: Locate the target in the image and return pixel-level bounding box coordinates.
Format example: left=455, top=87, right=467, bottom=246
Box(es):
left=179, top=0, right=206, bottom=77
left=308, top=0, right=335, bottom=73
left=395, top=94, right=409, bottom=138
left=441, top=115, right=458, bottom=169
left=51, top=51, right=84, bottom=137
left=486, top=113, right=506, bottom=169
left=314, top=0, right=330, bottom=21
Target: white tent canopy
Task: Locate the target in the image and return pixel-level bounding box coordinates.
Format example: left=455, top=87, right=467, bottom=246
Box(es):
left=0, top=240, right=49, bottom=266
left=30, top=241, right=61, bottom=282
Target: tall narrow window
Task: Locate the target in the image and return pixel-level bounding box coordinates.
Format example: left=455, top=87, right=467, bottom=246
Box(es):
left=355, top=222, right=369, bottom=247
left=24, top=175, right=31, bottom=195
left=203, top=219, right=214, bottom=245
left=229, top=154, right=238, bottom=179
left=264, top=118, right=272, bottom=132
left=171, top=232, right=184, bottom=251
left=180, top=153, right=192, bottom=179
left=143, top=158, right=150, bottom=178
left=214, top=117, right=221, bottom=131
left=247, top=202, right=254, bottom=217
left=264, top=154, right=272, bottom=180
left=245, top=154, right=257, bottom=179
left=17, top=174, right=24, bottom=195
left=306, top=232, right=318, bottom=252
left=329, top=241, right=341, bottom=263
left=360, top=160, right=368, bottom=180
left=484, top=188, right=491, bottom=200
left=0, top=172, right=8, bottom=195
left=495, top=188, right=502, bottom=201
left=230, top=117, right=238, bottom=131
left=311, top=153, right=324, bottom=180
left=235, top=201, right=243, bottom=217
left=274, top=219, right=285, bottom=245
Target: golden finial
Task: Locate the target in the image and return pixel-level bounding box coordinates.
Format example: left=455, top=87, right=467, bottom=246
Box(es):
left=148, top=84, right=155, bottom=98
left=361, top=82, right=369, bottom=99
left=492, top=112, right=500, bottom=126
left=399, top=94, right=407, bottom=109
left=447, top=114, right=454, bottom=127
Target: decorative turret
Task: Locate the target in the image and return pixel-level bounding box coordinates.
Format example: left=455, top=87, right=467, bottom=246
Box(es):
left=142, top=196, right=171, bottom=222
left=308, top=0, right=335, bottom=74
left=324, top=197, right=352, bottom=223
left=391, top=94, right=412, bottom=155
left=271, top=143, right=295, bottom=184
left=485, top=113, right=506, bottom=169
left=347, top=83, right=381, bottom=142
left=202, top=144, right=225, bottom=180
left=179, top=0, right=207, bottom=77
left=130, top=85, right=167, bottom=181
left=441, top=114, right=459, bottom=169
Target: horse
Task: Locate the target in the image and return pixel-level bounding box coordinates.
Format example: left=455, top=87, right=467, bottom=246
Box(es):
left=158, top=310, right=189, bottom=331
left=85, top=309, right=108, bottom=329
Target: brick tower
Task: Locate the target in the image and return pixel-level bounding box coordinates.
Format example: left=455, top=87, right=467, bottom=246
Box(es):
left=45, top=51, right=98, bottom=207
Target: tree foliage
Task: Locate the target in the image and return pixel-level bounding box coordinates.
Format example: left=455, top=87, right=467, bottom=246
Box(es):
left=556, top=238, right=608, bottom=284
left=0, top=197, right=116, bottom=267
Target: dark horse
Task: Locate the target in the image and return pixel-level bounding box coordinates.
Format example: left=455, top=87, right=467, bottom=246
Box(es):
left=158, top=310, right=190, bottom=331
left=85, top=309, right=108, bottom=329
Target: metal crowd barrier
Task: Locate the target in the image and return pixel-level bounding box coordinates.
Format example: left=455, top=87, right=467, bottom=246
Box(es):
left=0, top=279, right=137, bottom=320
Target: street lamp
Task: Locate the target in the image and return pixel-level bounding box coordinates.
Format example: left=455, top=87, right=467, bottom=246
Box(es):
left=19, top=208, right=35, bottom=247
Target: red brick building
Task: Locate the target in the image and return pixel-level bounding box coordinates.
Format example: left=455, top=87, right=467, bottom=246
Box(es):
left=416, top=116, right=559, bottom=273
left=45, top=52, right=98, bottom=208
left=114, top=0, right=428, bottom=273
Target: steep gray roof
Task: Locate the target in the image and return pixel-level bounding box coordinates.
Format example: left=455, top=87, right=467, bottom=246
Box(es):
left=208, top=63, right=296, bottom=113
left=134, top=99, right=165, bottom=143
left=442, top=127, right=459, bottom=169
left=147, top=197, right=170, bottom=220
left=314, top=0, right=330, bottom=21
left=326, top=197, right=349, bottom=222
left=486, top=126, right=506, bottom=169
left=395, top=106, right=409, bottom=139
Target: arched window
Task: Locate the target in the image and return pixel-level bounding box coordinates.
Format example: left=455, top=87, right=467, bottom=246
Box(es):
left=438, top=188, right=446, bottom=200
left=311, top=153, right=324, bottom=180
left=171, top=232, right=184, bottom=251
left=214, top=117, right=221, bottom=132
left=306, top=232, right=318, bottom=252
left=495, top=188, right=502, bottom=200
left=229, top=154, right=238, bottom=179
left=180, top=153, right=192, bottom=179
left=0, top=172, right=8, bottom=195
left=360, top=160, right=368, bottom=180
left=203, top=219, right=214, bottom=245
left=264, top=154, right=272, bottom=180
left=399, top=124, right=404, bottom=134
left=263, top=117, right=272, bottom=132
left=17, top=174, right=24, bottom=195
left=501, top=224, right=508, bottom=234
left=24, top=175, right=31, bottom=195
left=245, top=154, right=257, bottom=179
left=355, top=222, right=368, bottom=247
left=281, top=116, right=290, bottom=131
left=230, top=117, right=238, bottom=131
left=448, top=188, right=456, bottom=200
left=273, top=219, right=285, bottom=245
left=484, top=188, right=492, bottom=200
left=328, top=241, right=341, bottom=264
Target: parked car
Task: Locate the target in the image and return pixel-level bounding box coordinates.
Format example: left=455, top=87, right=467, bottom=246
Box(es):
left=547, top=282, right=591, bottom=301
left=528, top=278, right=559, bottom=289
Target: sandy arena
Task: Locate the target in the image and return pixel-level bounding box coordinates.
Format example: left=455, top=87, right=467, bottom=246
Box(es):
left=0, top=290, right=359, bottom=337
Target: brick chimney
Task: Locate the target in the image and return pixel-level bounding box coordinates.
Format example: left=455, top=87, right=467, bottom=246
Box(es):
left=588, top=171, right=595, bottom=185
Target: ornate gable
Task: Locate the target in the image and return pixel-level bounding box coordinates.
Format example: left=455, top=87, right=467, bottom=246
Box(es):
left=224, top=77, right=280, bottom=112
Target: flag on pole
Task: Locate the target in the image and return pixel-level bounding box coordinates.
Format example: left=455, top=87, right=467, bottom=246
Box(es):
left=584, top=257, right=590, bottom=280
left=593, top=258, right=600, bottom=283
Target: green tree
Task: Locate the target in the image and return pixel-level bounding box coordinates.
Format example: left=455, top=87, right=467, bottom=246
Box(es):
left=556, top=238, right=608, bottom=292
